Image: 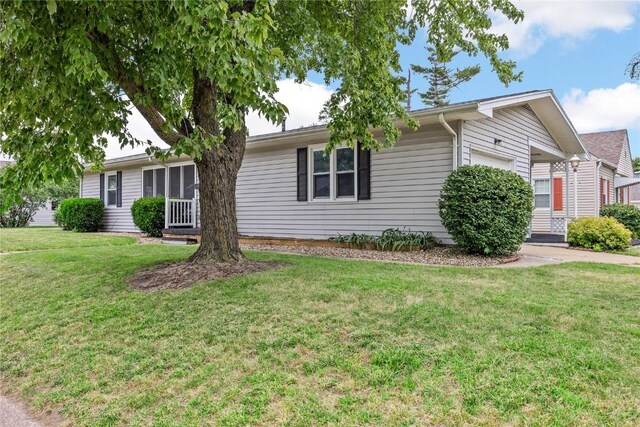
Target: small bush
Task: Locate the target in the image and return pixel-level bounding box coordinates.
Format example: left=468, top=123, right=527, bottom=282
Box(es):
left=567, top=217, right=631, bottom=251
left=438, top=165, right=534, bottom=256
left=330, top=228, right=439, bottom=251
left=131, top=197, right=165, bottom=237
left=57, top=198, right=104, bottom=232
left=600, top=204, right=640, bottom=238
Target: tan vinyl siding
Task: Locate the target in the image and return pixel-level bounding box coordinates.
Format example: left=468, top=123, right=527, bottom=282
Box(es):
left=461, top=106, right=560, bottom=181
left=599, top=166, right=615, bottom=211
left=531, top=161, right=601, bottom=232
left=83, top=167, right=141, bottom=232
left=617, top=142, right=634, bottom=178
left=568, top=161, right=598, bottom=217
left=236, top=125, right=454, bottom=242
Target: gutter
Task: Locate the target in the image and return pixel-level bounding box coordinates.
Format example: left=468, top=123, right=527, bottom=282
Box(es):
left=439, top=113, right=458, bottom=170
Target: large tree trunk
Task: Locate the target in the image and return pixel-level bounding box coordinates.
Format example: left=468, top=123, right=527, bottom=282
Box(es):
left=189, top=129, right=246, bottom=263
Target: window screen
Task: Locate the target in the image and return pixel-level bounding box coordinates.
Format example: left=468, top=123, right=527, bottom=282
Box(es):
left=155, top=168, right=165, bottom=197
left=183, top=165, right=195, bottom=199
left=143, top=169, right=154, bottom=197
left=169, top=167, right=181, bottom=198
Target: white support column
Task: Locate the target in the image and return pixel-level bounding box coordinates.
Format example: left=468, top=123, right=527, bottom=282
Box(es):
left=565, top=162, right=570, bottom=218
left=549, top=163, right=554, bottom=231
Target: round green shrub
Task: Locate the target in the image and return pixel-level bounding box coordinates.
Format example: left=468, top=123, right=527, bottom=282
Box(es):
left=131, top=197, right=165, bottom=237
left=438, top=165, right=534, bottom=256
left=600, top=203, right=640, bottom=238
left=57, top=198, right=104, bottom=232
left=567, top=217, right=631, bottom=251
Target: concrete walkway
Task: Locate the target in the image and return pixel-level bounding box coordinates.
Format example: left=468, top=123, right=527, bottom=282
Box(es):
left=0, top=396, right=45, bottom=427
left=504, top=244, right=640, bottom=268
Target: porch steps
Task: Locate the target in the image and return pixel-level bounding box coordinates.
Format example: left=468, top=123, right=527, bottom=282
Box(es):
left=526, top=233, right=566, bottom=244
left=161, top=237, right=198, bottom=245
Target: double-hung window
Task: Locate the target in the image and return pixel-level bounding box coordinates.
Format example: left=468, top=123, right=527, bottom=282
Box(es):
left=533, top=179, right=550, bottom=209
left=106, top=173, right=118, bottom=206
left=310, top=145, right=356, bottom=200
left=142, top=167, right=166, bottom=197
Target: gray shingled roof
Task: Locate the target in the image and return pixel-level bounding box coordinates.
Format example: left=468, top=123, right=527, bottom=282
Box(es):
left=579, top=129, right=628, bottom=166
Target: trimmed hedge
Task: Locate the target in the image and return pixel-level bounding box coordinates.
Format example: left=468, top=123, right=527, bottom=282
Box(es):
left=131, top=197, right=165, bottom=237
left=600, top=204, right=640, bottom=238
left=56, top=198, right=104, bottom=232
left=438, top=165, right=534, bottom=256
left=567, top=217, right=631, bottom=251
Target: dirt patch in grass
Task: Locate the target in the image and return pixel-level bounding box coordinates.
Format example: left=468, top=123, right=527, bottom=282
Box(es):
left=127, top=259, right=283, bottom=291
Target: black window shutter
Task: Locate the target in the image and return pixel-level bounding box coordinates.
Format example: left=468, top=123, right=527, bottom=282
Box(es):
left=357, top=141, right=371, bottom=200
left=116, top=171, right=123, bottom=207
left=296, top=148, right=308, bottom=201
left=99, top=173, right=105, bottom=203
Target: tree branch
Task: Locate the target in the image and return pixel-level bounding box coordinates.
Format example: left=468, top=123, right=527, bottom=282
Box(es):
left=86, top=30, right=184, bottom=146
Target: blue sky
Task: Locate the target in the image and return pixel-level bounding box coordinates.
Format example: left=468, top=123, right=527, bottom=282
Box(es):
left=107, top=1, right=640, bottom=160
left=396, top=0, right=640, bottom=157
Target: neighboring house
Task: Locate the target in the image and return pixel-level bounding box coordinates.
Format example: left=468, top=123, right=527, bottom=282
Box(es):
left=29, top=200, right=58, bottom=226
left=0, top=160, right=58, bottom=226
left=80, top=90, right=587, bottom=243
left=631, top=171, right=640, bottom=208
left=531, top=129, right=639, bottom=234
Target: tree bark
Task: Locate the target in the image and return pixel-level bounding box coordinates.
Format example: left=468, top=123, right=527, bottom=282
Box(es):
left=188, top=128, right=246, bottom=263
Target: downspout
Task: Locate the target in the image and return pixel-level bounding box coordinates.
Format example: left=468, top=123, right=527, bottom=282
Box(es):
left=439, top=113, right=458, bottom=170
left=595, top=160, right=602, bottom=216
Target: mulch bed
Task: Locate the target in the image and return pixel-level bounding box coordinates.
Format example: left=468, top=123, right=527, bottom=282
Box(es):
left=128, top=259, right=282, bottom=291
left=241, top=244, right=520, bottom=267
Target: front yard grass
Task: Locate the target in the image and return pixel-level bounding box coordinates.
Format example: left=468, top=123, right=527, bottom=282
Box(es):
left=1, top=232, right=639, bottom=425
left=0, top=227, right=136, bottom=252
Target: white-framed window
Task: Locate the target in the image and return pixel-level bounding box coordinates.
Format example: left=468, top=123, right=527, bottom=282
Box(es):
left=534, top=179, right=550, bottom=209
left=142, top=167, right=166, bottom=197
left=106, top=173, right=118, bottom=206
left=310, top=145, right=357, bottom=201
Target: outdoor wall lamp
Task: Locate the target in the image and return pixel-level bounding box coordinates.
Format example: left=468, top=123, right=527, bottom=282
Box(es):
left=570, top=154, right=581, bottom=172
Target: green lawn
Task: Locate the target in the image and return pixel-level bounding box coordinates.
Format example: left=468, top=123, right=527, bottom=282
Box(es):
left=1, top=231, right=639, bottom=425
left=0, top=227, right=136, bottom=252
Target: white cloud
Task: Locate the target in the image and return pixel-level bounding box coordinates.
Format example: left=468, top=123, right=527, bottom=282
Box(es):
left=562, top=82, right=640, bottom=133
left=104, top=79, right=333, bottom=159
left=492, top=0, right=638, bottom=57
left=245, top=79, right=333, bottom=135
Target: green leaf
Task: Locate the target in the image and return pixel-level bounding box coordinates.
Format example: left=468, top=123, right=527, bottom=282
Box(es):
left=46, top=0, right=57, bottom=16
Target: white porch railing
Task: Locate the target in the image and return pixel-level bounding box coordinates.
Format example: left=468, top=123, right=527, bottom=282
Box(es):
left=165, top=198, right=197, bottom=228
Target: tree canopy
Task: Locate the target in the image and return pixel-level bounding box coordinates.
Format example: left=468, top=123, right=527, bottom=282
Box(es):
left=1, top=0, right=524, bottom=261
left=1, top=0, right=523, bottom=191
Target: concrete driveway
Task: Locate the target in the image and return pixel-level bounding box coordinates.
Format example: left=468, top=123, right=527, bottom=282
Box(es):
left=504, top=244, right=640, bottom=268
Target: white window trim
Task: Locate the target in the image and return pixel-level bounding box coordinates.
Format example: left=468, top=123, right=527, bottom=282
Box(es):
left=105, top=172, right=118, bottom=208
left=533, top=178, right=550, bottom=210
left=308, top=144, right=357, bottom=202
left=141, top=165, right=167, bottom=198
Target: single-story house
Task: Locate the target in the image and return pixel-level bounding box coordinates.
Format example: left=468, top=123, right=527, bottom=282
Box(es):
left=80, top=90, right=588, bottom=244
left=531, top=129, right=639, bottom=235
